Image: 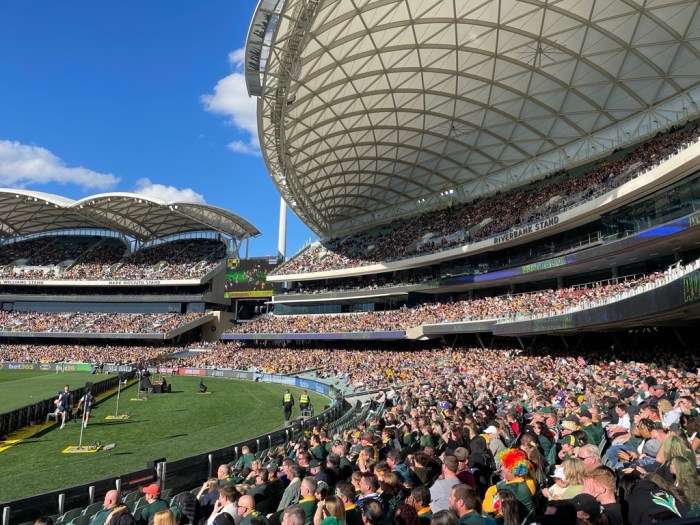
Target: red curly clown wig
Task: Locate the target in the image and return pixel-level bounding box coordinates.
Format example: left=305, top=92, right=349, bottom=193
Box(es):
left=497, top=448, right=532, bottom=477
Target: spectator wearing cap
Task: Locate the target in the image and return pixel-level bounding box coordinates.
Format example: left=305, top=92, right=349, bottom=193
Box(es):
left=482, top=426, right=506, bottom=459
left=541, top=465, right=567, bottom=501
left=557, top=434, right=577, bottom=461
left=267, top=461, right=282, bottom=482
left=558, top=417, right=579, bottom=445
left=359, top=433, right=379, bottom=461
left=451, top=447, right=476, bottom=490
left=309, top=459, right=331, bottom=486
left=635, top=437, right=662, bottom=473
left=468, top=436, right=495, bottom=496
left=571, top=493, right=604, bottom=525
left=647, top=383, right=671, bottom=406
left=138, top=484, right=169, bottom=525
left=617, top=378, right=636, bottom=401
left=583, top=467, right=623, bottom=525
left=578, top=410, right=603, bottom=446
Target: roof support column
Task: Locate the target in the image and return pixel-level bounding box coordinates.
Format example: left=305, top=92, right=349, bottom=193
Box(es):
left=278, top=197, right=287, bottom=262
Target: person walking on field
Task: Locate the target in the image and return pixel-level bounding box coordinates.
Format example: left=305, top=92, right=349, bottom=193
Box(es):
left=55, top=385, right=72, bottom=429
left=76, top=388, right=95, bottom=429
left=283, top=389, right=295, bottom=423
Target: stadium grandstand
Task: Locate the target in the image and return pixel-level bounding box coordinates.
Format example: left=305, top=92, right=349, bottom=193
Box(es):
left=0, top=190, right=262, bottom=343
left=234, top=0, right=700, bottom=344
left=5, top=2, right=700, bottom=525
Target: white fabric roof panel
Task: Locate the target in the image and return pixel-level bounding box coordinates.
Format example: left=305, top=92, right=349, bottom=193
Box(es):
left=0, top=189, right=260, bottom=242
left=251, top=0, right=700, bottom=237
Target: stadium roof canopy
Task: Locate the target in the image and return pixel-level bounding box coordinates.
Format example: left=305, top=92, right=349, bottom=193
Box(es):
left=246, top=0, right=700, bottom=238
left=0, top=189, right=260, bottom=242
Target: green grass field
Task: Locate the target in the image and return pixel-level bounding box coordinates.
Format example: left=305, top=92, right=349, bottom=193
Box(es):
left=0, top=370, right=95, bottom=413
left=0, top=373, right=327, bottom=503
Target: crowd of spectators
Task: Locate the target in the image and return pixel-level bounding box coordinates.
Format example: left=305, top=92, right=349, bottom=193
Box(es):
left=230, top=260, right=698, bottom=335
left=273, top=119, right=700, bottom=275
left=161, top=340, right=700, bottom=525
left=17, top=328, right=700, bottom=524
left=0, top=311, right=203, bottom=334
left=282, top=272, right=437, bottom=296
left=109, top=239, right=226, bottom=280
left=0, top=343, right=181, bottom=364
left=0, top=238, right=227, bottom=281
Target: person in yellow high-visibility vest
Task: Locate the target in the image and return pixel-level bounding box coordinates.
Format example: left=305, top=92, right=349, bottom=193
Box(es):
left=283, top=389, right=295, bottom=423
left=299, top=390, right=310, bottom=413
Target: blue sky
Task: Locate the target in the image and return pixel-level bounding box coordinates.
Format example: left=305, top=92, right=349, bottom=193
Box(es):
left=0, top=1, right=315, bottom=258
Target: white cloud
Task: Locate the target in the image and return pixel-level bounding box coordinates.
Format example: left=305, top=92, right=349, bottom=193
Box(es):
left=228, top=48, right=245, bottom=67
left=227, top=140, right=260, bottom=155
left=0, top=140, right=119, bottom=190
left=201, top=46, right=260, bottom=156
left=134, top=178, right=206, bottom=204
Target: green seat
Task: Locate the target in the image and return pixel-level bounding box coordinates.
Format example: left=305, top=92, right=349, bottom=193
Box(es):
left=123, top=490, right=140, bottom=506
left=66, top=514, right=92, bottom=525
left=61, top=508, right=83, bottom=523
left=82, top=502, right=103, bottom=517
